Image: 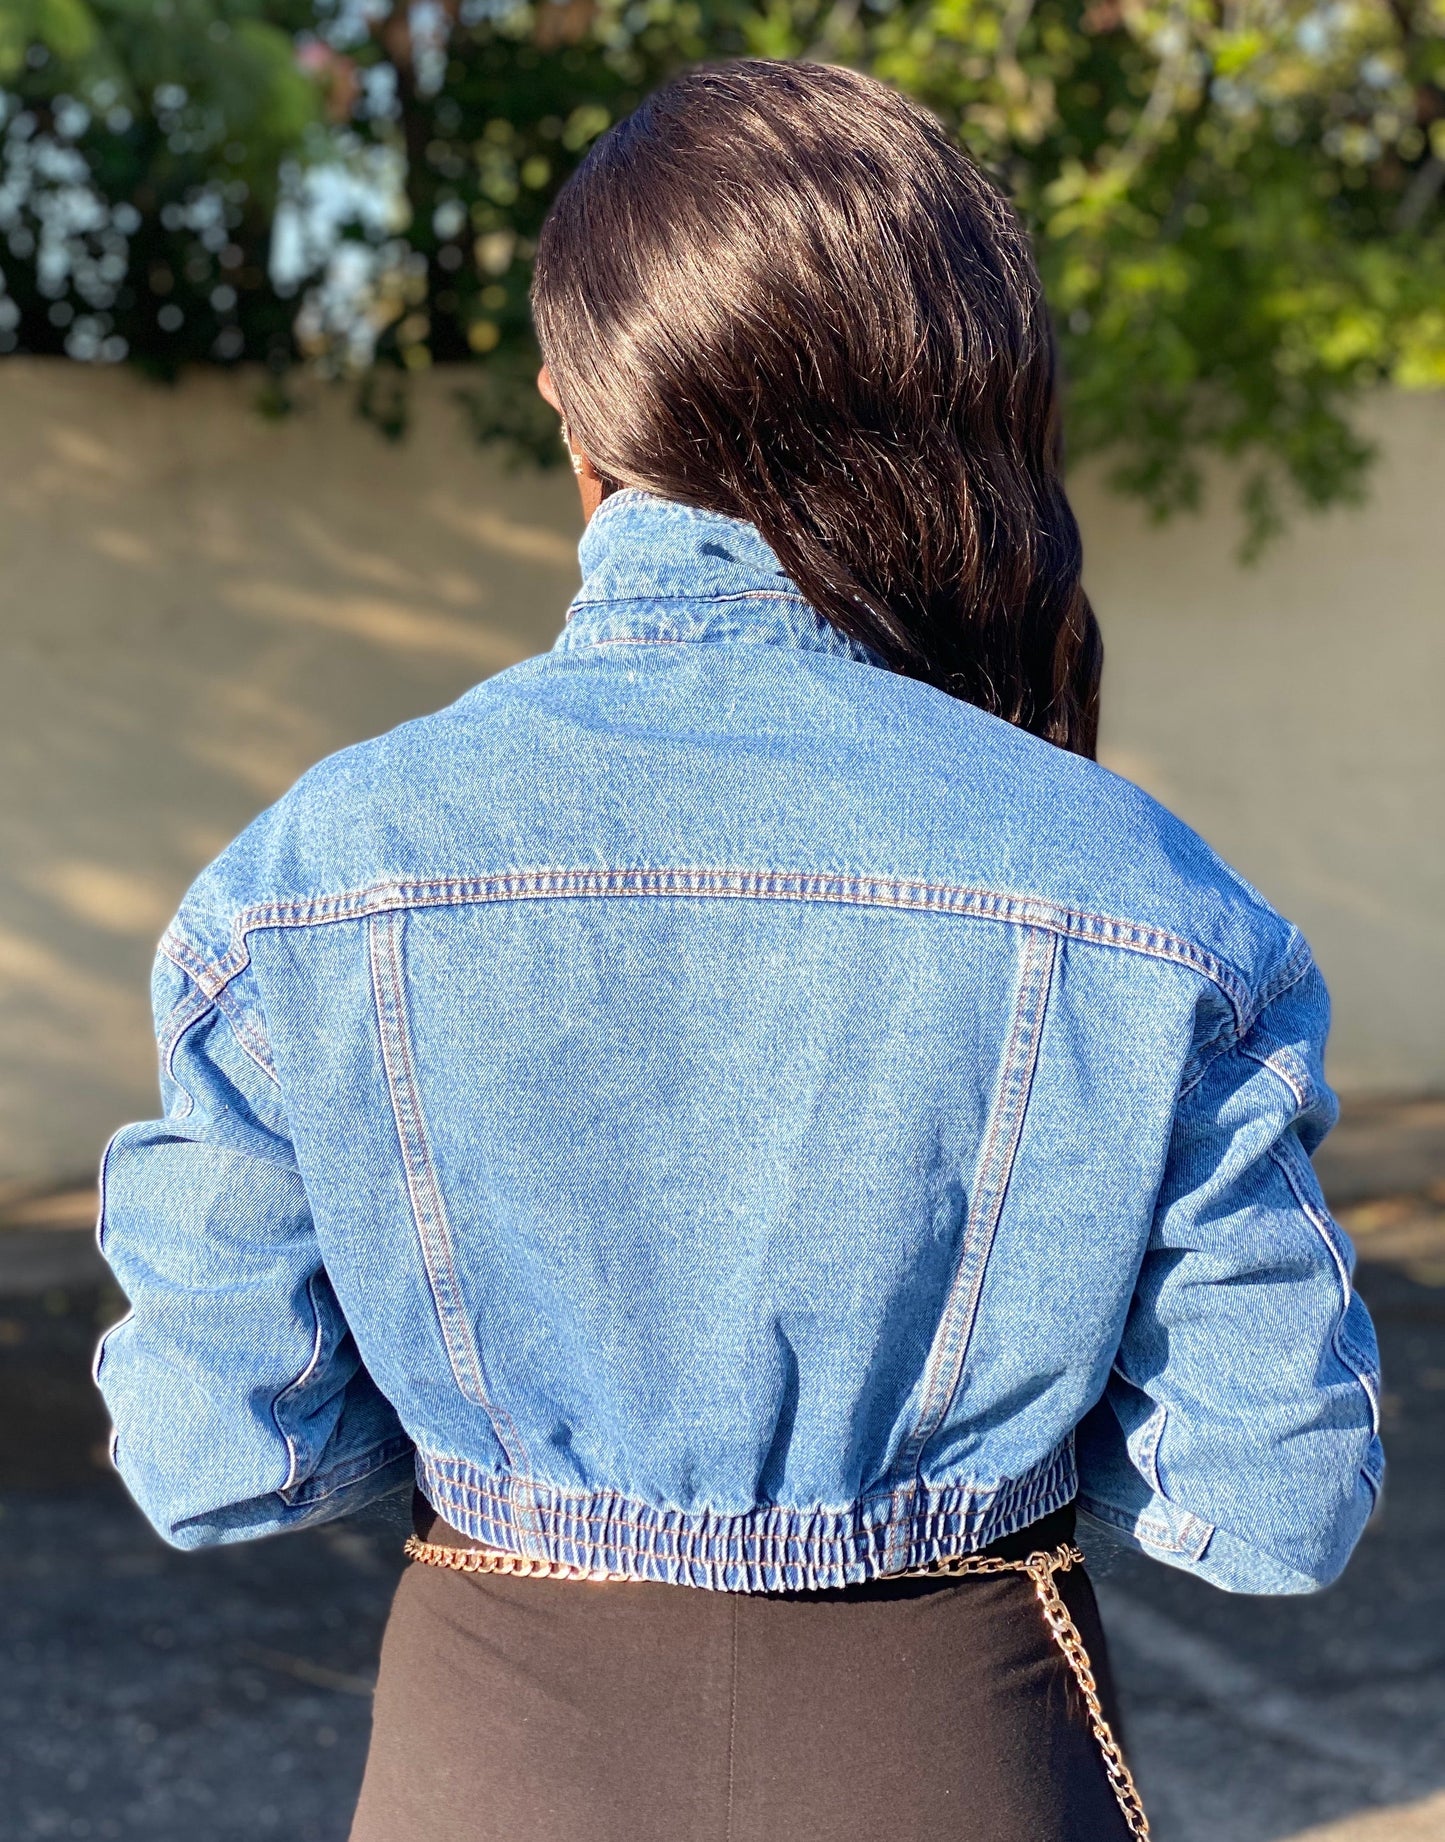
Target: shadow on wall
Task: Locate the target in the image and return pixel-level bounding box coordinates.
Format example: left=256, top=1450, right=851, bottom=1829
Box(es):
left=0, top=361, right=583, bottom=1185
left=1, top=362, right=1442, bottom=1185
left=1076, top=392, right=1445, bottom=1101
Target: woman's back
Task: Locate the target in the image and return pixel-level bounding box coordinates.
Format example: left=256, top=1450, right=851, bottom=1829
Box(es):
left=95, top=58, right=1382, bottom=1841
left=98, top=487, right=1378, bottom=1595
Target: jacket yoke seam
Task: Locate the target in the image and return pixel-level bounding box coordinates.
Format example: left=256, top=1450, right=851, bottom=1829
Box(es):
left=162, top=865, right=1286, bottom=1043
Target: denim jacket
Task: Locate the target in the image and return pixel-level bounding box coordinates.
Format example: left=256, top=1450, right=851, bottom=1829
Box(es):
left=96, top=488, right=1383, bottom=1594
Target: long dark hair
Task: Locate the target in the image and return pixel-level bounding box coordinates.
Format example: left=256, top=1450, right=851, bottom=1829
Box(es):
left=533, top=59, right=1102, bottom=758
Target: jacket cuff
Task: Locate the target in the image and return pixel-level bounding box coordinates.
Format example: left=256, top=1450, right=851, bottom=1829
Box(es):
left=166, top=1438, right=415, bottom=1550
left=1077, top=1465, right=1379, bottom=1595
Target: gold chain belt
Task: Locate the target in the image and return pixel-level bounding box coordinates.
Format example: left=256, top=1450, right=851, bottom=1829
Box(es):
left=403, top=1533, right=1150, bottom=1840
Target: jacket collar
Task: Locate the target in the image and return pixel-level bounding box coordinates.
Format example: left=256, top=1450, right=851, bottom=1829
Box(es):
left=554, top=488, right=886, bottom=667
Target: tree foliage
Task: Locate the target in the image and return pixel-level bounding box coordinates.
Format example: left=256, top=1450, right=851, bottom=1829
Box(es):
left=2, top=0, right=1442, bottom=543
left=0, top=0, right=320, bottom=372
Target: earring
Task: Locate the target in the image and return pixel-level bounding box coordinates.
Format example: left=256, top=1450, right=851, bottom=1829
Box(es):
left=559, top=419, right=585, bottom=477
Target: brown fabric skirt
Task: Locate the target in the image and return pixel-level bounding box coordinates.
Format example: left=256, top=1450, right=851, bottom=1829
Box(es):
left=350, top=1498, right=1134, bottom=1842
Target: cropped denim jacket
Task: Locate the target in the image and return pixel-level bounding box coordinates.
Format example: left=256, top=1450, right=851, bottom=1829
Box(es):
left=96, top=489, right=1383, bottom=1594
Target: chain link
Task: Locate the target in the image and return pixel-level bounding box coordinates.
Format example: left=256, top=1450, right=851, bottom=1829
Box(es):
left=403, top=1535, right=631, bottom=1582
left=895, top=1541, right=1149, bottom=1837
left=404, top=1532, right=1149, bottom=1839
left=1029, top=1548, right=1151, bottom=1839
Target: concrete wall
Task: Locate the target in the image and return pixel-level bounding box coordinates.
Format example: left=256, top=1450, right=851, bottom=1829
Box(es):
left=1, top=360, right=1440, bottom=1186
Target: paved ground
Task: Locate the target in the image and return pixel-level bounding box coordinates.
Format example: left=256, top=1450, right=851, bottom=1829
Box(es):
left=1085, top=1243, right=1445, bottom=1841
left=0, top=1273, right=407, bottom=1842
left=1, top=1126, right=1442, bottom=1841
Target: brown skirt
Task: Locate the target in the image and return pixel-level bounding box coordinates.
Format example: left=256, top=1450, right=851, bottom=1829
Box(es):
left=350, top=1498, right=1135, bottom=1842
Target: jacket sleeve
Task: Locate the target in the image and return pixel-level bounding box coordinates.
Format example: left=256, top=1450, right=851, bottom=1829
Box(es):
left=1076, top=954, right=1384, bottom=1593
left=94, top=944, right=414, bottom=1549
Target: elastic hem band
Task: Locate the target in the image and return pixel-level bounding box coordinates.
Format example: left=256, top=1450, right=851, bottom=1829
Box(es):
left=412, top=1441, right=1077, bottom=1594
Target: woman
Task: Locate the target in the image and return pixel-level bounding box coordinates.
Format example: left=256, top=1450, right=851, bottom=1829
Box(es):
left=96, top=60, right=1382, bottom=1842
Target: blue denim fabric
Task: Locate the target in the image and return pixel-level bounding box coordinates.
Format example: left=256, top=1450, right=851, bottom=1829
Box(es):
left=95, top=488, right=1383, bottom=1593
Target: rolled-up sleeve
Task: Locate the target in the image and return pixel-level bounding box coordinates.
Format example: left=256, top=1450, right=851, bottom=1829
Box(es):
left=1077, top=954, right=1384, bottom=1593
left=94, top=945, right=414, bottom=1549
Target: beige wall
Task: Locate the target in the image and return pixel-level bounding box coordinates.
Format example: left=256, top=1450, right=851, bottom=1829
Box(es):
left=1, top=360, right=1440, bottom=1186
left=1078, top=394, right=1444, bottom=1099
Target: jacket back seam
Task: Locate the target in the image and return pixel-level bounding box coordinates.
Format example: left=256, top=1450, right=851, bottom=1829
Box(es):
left=367, top=911, right=533, bottom=1483
left=885, top=926, right=1058, bottom=1529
